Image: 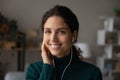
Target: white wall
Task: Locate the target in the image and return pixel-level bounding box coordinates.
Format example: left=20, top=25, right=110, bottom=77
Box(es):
left=0, top=0, right=120, bottom=57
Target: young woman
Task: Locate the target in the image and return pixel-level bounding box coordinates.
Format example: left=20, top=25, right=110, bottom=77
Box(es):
left=25, top=5, right=102, bottom=80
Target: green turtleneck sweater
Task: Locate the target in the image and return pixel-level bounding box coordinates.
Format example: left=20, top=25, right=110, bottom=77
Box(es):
left=25, top=51, right=102, bottom=80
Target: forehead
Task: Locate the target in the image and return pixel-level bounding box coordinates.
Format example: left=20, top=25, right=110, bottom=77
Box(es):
left=44, top=16, right=69, bottom=30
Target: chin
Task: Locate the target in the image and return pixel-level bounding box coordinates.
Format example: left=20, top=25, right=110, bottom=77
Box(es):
left=50, top=51, right=61, bottom=56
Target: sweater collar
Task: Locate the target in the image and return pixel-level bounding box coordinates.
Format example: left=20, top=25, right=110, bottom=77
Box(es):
left=53, top=46, right=80, bottom=66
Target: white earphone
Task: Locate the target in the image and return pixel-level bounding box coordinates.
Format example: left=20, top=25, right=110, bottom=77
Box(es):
left=52, top=47, right=73, bottom=80
left=72, top=38, right=75, bottom=42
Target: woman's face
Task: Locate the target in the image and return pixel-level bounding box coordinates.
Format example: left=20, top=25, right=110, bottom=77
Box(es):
left=43, top=16, right=76, bottom=58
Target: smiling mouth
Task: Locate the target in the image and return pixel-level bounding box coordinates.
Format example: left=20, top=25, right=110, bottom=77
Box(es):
left=49, top=44, right=62, bottom=49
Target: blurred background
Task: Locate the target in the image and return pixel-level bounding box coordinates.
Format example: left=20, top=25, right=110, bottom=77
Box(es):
left=0, top=0, right=120, bottom=80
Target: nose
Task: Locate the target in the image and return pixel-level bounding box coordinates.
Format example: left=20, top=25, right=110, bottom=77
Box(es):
left=50, top=32, right=58, bottom=42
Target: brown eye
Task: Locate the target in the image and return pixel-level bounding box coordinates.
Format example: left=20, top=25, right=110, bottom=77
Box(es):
left=58, top=30, right=66, bottom=34
left=44, top=30, right=51, bottom=34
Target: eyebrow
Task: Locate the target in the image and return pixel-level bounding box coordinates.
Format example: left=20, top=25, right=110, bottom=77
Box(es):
left=44, top=28, right=68, bottom=30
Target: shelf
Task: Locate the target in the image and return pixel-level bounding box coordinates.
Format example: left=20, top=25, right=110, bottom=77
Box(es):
left=26, top=48, right=41, bottom=51
left=112, top=70, right=120, bottom=74
left=97, top=16, right=120, bottom=79
left=0, top=48, right=24, bottom=52
left=99, top=16, right=120, bottom=31
left=105, top=58, right=120, bottom=61
left=97, top=30, right=120, bottom=45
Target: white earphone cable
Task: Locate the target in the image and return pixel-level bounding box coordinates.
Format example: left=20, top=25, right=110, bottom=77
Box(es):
left=60, top=47, right=73, bottom=80
left=52, top=47, right=73, bottom=80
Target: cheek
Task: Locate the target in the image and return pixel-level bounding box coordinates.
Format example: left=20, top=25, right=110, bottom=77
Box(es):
left=43, top=35, right=49, bottom=43
left=43, top=37, right=49, bottom=48
left=62, top=36, right=72, bottom=45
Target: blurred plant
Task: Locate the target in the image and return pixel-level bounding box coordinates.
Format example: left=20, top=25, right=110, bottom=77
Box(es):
left=0, top=12, right=18, bottom=42
left=0, top=12, right=7, bottom=25
left=0, top=61, right=8, bottom=80
left=0, top=61, right=4, bottom=79
left=114, top=8, right=120, bottom=16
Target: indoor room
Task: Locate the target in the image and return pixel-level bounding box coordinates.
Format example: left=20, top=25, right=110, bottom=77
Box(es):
left=0, top=0, right=120, bottom=80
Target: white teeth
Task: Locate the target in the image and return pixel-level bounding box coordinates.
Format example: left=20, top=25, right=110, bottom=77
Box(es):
left=51, top=44, right=60, bottom=48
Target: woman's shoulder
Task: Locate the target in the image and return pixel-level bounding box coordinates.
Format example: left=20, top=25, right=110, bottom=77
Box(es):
left=31, top=61, right=43, bottom=66
left=25, top=61, right=44, bottom=79
left=26, top=61, right=43, bottom=72
left=75, top=60, right=102, bottom=79
left=79, top=60, right=98, bottom=68
left=78, top=60, right=101, bottom=73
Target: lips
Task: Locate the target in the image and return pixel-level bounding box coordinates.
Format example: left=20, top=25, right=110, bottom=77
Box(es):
left=49, top=44, right=62, bottom=49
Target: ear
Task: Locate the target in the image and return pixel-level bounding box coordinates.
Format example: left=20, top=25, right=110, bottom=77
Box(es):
left=72, top=30, right=78, bottom=43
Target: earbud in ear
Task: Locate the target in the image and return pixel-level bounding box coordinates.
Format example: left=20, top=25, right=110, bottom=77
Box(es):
left=72, top=38, right=75, bottom=42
